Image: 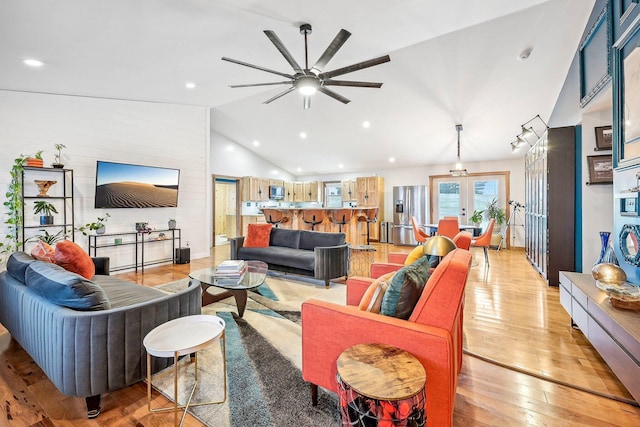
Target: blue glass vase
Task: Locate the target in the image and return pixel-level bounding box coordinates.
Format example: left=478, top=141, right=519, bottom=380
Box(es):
left=594, top=231, right=618, bottom=267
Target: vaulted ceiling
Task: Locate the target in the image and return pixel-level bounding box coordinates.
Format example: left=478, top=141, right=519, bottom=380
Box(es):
left=0, top=0, right=595, bottom=175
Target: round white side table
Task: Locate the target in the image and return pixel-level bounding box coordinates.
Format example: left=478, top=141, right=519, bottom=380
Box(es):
left=143, top=314, right=226, bottom=427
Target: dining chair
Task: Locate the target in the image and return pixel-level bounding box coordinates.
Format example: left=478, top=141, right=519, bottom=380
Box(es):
left=471, top=219, right=495, bottom=267
left=436, top=216, right=459, bottom=239
left=411, top=216, right=429, bottom=243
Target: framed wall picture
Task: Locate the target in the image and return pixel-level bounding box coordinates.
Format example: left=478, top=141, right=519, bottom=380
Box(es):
left=595, top=125, right=613, bottom=150
left=587, top=155, right=613, bottom=184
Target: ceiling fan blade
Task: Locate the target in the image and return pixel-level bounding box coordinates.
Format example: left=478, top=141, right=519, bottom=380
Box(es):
left=319, top=55, right=391, bottom=79
left=323, top=80, right=383, bottom=88
left=264, top=30, right=304, bottom=73
left=311, top=29, right=351, bottom=73
left=317, top=86, right=351, bottom=104
left=229, top=81, right=292, bottom=88
left=222, top=57, right=294, bottom=79
left=304, top=96, right=311, bottom=110
left=263, top=86, right=296, bottom=104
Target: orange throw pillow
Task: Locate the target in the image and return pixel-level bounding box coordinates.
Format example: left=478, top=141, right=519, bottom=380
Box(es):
left=54, top=240, right=95, bottom=279
left=244, top=223, right=273, bottom=248
left=358, top=272, right=395, bottom=313
left=31, top=241, right=56, bottom=263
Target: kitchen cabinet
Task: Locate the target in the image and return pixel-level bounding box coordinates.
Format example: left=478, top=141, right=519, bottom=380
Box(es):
left=284, top=181, right=294, bottom=202
left=356, top=176, right=383, bottom=207
left=293, top=182, right=304, bottom=202
left=304, top=181, right=320, bottom=202
left=243, top=176, right=269, bottom=201
left=341, top=179, right=357, bottom=202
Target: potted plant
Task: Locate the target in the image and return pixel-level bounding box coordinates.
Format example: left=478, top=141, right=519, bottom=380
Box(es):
left=0, top=155, right=30, bottom=261
left=484, top=198, right=506, bottom=247
left=470, top=209, right=484, bottom=227
left=29, top=229, right=67, bottom=245
left=77, top=213, right=111, bottom=235
left=168, top=218, right=176, bottom=229
left=26, top=150, right=44, bottom=168
left=52, top=143, right=66, bottom=168
left=33, top=200, right=58, bottom=225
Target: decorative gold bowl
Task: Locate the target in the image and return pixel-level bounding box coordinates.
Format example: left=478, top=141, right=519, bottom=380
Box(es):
left=591, top=263, right=627, bottom=285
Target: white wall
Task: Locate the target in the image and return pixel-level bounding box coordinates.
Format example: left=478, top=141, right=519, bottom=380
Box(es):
left=0, top=90, right=211, bottom=265
left=210, top=110, right=294, bottom=181
left=580, top=90, right=614, bottom=268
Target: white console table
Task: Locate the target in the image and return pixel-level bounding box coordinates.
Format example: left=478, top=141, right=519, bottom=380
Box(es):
left=559, top=271, right=640, bottom=403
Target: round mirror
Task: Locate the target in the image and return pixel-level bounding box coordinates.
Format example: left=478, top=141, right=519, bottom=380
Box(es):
left=619, top=224, right=640, bottom=266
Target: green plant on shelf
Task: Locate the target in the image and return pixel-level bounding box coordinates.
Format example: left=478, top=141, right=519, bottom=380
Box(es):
left=0, top=154, right=30, bottom=261
left=33, top=200, right=58, bottom=217
left=29, top=229, right=68, bottom=245
left=53, top=143, right=66, bottom=165
left=76, top=213, right=111, bottom=235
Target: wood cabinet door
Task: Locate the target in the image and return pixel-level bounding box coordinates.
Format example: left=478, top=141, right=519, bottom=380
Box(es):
left=259, top=178, right=269, bottom=201
left=341, top=180, right=356, bottom=201
left=284, top=181, right=294, bottom=202
left=293, top=182, right=304, bottom=202
left=305, top=181, right=319, bottom=201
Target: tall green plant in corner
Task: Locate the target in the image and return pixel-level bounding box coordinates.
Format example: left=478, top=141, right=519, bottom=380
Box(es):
left=1, top=155, right=29, bottom=261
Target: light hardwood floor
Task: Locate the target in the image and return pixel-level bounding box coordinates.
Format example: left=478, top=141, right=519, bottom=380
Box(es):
left=1, top=244, right=640, bottom=426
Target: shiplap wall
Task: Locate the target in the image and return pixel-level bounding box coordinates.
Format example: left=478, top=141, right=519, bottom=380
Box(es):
left=0, top=90, right=210, bottom=268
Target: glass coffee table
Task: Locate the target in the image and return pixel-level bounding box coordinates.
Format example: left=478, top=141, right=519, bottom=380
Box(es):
left=189, top=261, right=268, bottom=317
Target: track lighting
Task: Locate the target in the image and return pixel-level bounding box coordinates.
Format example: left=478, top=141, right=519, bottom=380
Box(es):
left=510, top=114, right=549, bottom=153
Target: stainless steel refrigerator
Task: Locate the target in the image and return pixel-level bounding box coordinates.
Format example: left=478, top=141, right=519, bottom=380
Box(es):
left=391, top=185, right=427, bottom=246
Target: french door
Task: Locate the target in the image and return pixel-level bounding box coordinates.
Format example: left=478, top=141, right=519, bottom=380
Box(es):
left=429, top=172, right=508, bottom=226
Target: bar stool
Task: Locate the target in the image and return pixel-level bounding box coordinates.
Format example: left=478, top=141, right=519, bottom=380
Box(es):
left=302, top=209, right=325, bottom=231
left=357, top=208, right=378, bottom=244
left=328, top=209, right=353, bottom=233
left=263, top=209, right=289, bottom=228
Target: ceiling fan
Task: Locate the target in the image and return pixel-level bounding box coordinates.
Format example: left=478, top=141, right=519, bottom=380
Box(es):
left=222, top=24, right=390, bottom=109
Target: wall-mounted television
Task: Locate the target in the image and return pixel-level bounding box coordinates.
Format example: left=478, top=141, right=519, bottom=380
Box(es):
left=94, top=161, right=180, bottom=208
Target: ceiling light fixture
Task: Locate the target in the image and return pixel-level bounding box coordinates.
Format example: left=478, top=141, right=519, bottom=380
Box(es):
left=253, top=140, right=260, bottom=147
left=185, top=82, right=196, bottom=89
left=23, top=58, right=44, bottom=67
left=511, top=114, right=549, bottom=152
left=389, top=157, right=395, bottom=163
left=362, top=121, right=371, bottom=128
left=299, top=132, right=307, bottom=139
left=450, top=124, right=468, bottom=177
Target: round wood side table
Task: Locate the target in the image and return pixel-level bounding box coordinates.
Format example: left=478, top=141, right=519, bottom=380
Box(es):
left=337, top=342, right=426, bottom=426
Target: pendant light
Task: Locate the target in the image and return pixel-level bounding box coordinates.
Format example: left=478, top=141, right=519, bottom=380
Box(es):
left=450, top=124, right=468, bottom=177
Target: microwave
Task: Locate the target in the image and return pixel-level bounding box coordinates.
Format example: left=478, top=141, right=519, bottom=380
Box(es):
left=269, top=185, right=285, bottom=200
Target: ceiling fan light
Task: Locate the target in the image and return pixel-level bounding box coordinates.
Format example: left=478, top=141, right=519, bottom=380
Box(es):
left=297, top=76, right=318, bottom=96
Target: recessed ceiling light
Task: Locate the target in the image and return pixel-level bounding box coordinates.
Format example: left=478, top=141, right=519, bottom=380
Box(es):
left=185, top=82, right=196, bottom=89
left=272, top=170, right=279, bottom=175
left=362, top=121, right=370, bottom=128
left=338, top=163, right=344, bottom=169
left=226, top=145, right=234, bottom=152
left=253, top=140, right=260, bottom=147
left=297, top=167, right=302, bottom=172
left=23, top=58, right=45, bottom=67
left=300, top=132, right=307, bottom=139
left=389, top=157, right=395, bottom=163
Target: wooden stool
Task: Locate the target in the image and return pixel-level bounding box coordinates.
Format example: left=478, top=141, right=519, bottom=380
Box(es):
left=337, top=343, right=426, bottom=425
left=262, top=209, right=288, bottom=228
left=357, top=208, right=378, bottom=244
left=302, top=209, right=325, bottom=231
left=329, top=209, right=353, bottom=233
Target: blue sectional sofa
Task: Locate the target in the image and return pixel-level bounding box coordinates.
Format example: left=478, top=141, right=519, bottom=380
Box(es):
left=230, top=227, right=350, bottom=287
left=0, top=252, right=201, bottom=418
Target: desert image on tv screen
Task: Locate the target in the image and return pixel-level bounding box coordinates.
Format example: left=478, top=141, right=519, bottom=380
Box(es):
left=95, top=161, right=179, bottom=208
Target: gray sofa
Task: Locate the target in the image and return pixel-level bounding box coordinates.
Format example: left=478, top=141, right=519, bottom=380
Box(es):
left=0, top=252, right=201, bottom=418
left=230, top=227, right=350, bottom=287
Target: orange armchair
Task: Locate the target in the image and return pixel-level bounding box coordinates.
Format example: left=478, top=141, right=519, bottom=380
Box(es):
left=471, top=218, right=495, bottom=266
left=437, top=216, right=460, bottom=239
left=301, top=249, right=472, bottom=427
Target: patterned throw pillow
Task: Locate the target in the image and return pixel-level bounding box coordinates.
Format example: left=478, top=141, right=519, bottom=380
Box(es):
left=244, top=223, right=273, bottom=248
left=380, top=255, right=431, bottom=319
left=31, top=241, right=56, bottom=263
left=358, top=272, right=395, bottom=313
left=54, top=240, right=95, bottom=279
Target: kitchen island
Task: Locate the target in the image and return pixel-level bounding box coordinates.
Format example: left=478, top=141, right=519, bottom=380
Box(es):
left=260, top=207, right=381, bottom=245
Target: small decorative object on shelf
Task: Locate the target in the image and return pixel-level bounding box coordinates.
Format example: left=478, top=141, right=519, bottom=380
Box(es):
left=25, top=151, right=44, bottom=168
left=593, top=231, right=618, bottom=267
left=135, top=222, right=152, bottom=233
left=52, top=143, right=66, bottom=168
left=168, top=218, right=176, bottom=229
left=595, top=280, right=640, bottom=311
left=592, top=263, right=626, bottom=284
left=34, top=180, right=57, bottom=197
left=33, top=200, right=58, bottom=225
